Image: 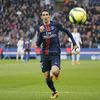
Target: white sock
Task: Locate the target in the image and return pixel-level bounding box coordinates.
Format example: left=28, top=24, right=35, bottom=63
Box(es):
left=76, top=54, right=80, bottom=62
left=16, top=54, right=19, bottom=61
left=21, top=54, right=24, bottom=61
left=72, top=54, right=75, bottom=63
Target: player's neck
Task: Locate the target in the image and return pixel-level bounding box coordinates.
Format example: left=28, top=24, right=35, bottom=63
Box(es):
left=44, top=21, right=50, bottom=25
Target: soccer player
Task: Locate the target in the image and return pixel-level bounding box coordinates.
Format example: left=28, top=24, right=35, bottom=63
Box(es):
left=33, top=9, right=77, bottom=98
left=69, top=28, right=82, bottom=65
left=24, top=38, right=31, bottom=61
left=16, top=37, right=24, bottom=62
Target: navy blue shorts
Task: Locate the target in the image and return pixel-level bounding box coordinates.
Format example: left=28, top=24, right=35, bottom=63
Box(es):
left=40, top=55, right=60, bottom=73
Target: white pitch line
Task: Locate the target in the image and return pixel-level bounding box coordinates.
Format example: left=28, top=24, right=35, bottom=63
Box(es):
left=32, top=91, right=100, bottom=94
left=0, top=91, right=100, bottom=94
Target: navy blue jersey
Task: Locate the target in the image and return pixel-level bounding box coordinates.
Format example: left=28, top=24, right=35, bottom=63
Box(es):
left=36, top=21, right=76, bottom=57
left=24, top=39, right=30, bottom=50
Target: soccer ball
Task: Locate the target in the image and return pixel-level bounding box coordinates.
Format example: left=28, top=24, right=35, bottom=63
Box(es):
left=69, top=7, right=87, bottom=24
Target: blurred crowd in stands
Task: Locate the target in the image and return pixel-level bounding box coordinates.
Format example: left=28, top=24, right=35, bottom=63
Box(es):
left=0, top=0, right=100, bottom=49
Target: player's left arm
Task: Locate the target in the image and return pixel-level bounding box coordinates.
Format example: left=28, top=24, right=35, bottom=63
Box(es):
left=57, top=23, right=78, bottom=49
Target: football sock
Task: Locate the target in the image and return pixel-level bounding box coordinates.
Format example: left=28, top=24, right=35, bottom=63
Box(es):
left=46, top=78, right=56, bottom=92
left=16, top=54, right=19, bottom=61
left=76, top=54, right=80, bottom=62
left=27, top=53, right=30, bottom=60
left=72, top=54, right=75, bottom=63
left=21, top=54, right=24, bottom=61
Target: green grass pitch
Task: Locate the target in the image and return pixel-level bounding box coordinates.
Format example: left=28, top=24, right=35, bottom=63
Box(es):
left=0, top=59, right=100, bottom=100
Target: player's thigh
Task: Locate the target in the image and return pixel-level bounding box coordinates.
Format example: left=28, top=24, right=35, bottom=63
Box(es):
left=17, top=50, right=20, bottom=55
left=71, top=48, right=76, bottom=54
left=20, top=49, right=24, bottom=54
left=40, top=60, right=51, bottom=73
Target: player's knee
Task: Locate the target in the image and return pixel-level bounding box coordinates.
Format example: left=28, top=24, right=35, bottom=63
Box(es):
left=44, top=71, right=50, bottom=79
left=76, top=49, right=80, bottom=55
left=51, top=65, right=60, bottom=75
left=76, top=48, right=80, bottom=52
left=76, top=52, right=80, bottom=55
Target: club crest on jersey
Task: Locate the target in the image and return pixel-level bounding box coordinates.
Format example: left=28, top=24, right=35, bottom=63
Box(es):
left=51, top=26, right=55, bottom=30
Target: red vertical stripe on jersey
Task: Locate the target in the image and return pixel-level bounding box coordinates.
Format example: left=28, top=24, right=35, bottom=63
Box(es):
left=45, top=25, right=50, bottom=32
left=45, top=39, right=50, bottom=55
left=45, top=25, right=50, bottom=55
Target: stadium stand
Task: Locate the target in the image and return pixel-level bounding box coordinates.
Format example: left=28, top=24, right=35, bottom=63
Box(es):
left=0, top=0, right=100, bottom=59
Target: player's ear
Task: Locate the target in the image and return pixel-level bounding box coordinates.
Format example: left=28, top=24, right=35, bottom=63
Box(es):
left=41, top=15, right=43, bottom=20
left=41, top=12, right=43, bottom=20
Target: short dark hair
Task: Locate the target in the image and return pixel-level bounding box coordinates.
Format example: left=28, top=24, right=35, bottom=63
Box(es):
left=41, top=9, right=50, bottom=15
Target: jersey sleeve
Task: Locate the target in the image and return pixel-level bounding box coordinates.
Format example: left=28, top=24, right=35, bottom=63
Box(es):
left=36, top=28, right=42, bottom=47
left=57, top=23, right=76, bottom=46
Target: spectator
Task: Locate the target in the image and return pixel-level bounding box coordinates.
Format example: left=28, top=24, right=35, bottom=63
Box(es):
left=0, top=47, right=3, bottom=59
left=0, top=0, right=100, bottom=49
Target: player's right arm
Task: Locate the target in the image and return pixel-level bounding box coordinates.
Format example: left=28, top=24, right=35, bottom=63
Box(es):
left=33, top=26, right=43, bottom=48
left=78, top=33, right=82, bottom=45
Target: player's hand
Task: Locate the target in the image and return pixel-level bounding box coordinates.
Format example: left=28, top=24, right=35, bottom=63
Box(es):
left=32, top=42, right=38, bottom=49
left=72, top=45, right=78, bottom=51
left=40, top=25, right=44, bottom=32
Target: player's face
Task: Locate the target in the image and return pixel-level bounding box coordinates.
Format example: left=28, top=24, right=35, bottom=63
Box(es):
left=41, top=11, right=50, bottom=24
left=73, top=28, right=77, bottom=33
